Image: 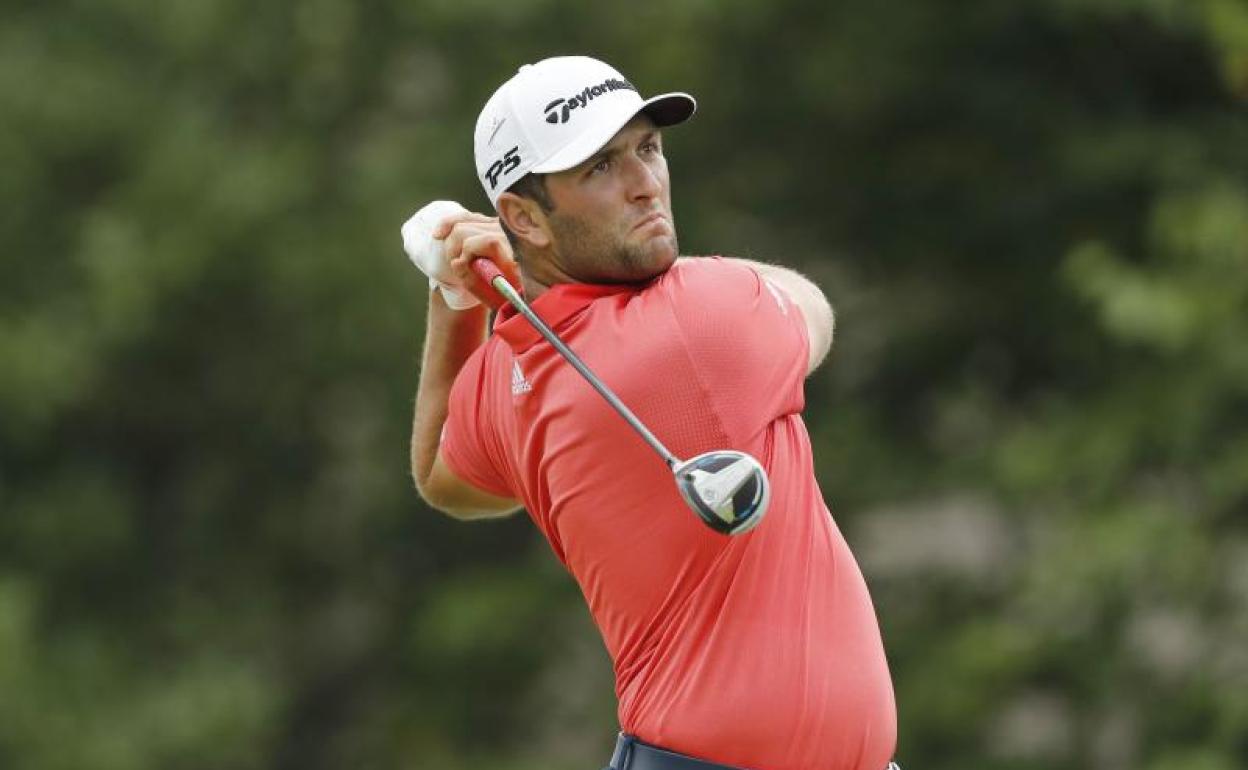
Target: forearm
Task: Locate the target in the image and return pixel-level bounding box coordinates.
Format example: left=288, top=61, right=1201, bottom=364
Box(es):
left=410, top=289, right=490, bottom=492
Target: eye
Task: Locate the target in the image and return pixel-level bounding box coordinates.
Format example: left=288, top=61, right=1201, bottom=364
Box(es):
left=640, top=139, right=660, bottom=155
left=590, top=157, right=612, bottom=175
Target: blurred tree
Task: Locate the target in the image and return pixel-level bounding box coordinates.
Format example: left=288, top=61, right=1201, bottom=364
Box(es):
left=1, top=0, right=1244, bottom=769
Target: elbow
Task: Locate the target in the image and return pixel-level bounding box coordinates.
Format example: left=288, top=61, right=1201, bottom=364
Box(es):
left=413, top=472, right=460, bottom=517
left=807, top=294, right=835, bottom=372
left=414, top=470, right=513, bottom=521
left=411, top=463, right=435, bottom=505
left=822, top=297, right=836, bottom=355
left=417, top=486, right=471, bottom=520
left=412, top=465, right=453, bottom=514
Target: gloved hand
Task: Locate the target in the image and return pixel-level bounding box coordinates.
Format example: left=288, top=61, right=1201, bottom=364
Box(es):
left=401, top=200, right=480, bottom=310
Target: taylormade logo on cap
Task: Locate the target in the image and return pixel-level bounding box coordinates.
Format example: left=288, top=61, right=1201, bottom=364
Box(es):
left=472, top=56, right=697, bottom=208
left=543, top=77, right=637, bottom=124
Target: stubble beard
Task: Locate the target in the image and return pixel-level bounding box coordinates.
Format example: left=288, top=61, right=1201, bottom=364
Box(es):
left=551, top=211, right=679, bottom=284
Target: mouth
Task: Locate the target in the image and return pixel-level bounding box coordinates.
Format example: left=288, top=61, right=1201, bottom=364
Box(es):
left=633, top=212, right=669, bottom=232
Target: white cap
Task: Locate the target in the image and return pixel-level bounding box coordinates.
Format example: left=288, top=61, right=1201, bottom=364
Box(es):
left=473, top=56, right=696, bottom=208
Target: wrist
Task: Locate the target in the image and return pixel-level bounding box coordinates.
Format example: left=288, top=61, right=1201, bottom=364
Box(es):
left=429, top=286, right=490, bottom=328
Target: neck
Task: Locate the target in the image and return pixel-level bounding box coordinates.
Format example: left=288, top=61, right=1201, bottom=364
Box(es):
left=520, top=272, right=550, bottom=300
left=517, top=248, right=575, bottom=300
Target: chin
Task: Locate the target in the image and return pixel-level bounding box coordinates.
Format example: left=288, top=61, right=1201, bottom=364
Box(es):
left=651, top=246, right=679, bottom=275
left=623, top=243, right=676, bottom=283
left=639, top=234, right=679, bottom=273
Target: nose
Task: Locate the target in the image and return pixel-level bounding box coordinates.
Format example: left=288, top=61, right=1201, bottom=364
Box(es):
left=623, top=155, right=663, bottom=202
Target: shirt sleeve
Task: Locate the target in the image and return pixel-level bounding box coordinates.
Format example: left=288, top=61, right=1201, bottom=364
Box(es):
left=664, top=257, right=810, bottom=441
left=440, top=346, right=515, bottom=499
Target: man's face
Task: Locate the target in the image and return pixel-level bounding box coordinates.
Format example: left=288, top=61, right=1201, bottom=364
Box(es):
left=542, top=115, right=678, bottom=284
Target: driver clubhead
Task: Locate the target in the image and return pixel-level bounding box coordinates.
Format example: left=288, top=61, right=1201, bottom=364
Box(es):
left=674, top=450, right=771, bottom=535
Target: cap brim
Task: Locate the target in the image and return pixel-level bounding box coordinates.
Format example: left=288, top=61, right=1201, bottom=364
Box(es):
left=641, top=92, right=697, bottom=127
left=530, top=92, right=696, bottom=175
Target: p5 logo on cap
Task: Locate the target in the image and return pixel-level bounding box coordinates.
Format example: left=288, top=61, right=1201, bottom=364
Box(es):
left=485, top=146, right=522, bottom=190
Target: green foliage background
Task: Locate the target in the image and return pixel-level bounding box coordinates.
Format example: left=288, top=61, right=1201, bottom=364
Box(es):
left=2, top=1, right=1246, bottom=768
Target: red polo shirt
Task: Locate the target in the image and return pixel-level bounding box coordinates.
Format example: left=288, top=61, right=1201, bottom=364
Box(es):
left=441, top=257, right=895, bottom=770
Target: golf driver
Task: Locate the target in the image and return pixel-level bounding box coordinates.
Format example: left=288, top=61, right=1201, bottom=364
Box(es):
left=471, top=259, right=770, bottom=535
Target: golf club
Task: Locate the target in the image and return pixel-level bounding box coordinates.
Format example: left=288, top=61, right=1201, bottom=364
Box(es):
left=471, top=259, right=771, bottom=535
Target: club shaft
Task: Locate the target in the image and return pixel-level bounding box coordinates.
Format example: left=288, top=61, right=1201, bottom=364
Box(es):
left=488, top=276, right=679, bottom=468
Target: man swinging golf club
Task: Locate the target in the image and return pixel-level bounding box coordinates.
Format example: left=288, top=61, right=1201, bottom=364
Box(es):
left=406, top=55, right=898, bottom=770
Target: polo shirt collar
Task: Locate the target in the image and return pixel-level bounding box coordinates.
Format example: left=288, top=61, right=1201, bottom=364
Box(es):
left=494, top=281, right=638, bottom=353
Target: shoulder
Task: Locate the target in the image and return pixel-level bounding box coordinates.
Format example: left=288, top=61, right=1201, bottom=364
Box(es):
left=655, top=256, right=790, bottom=310
left=654, top=256, right=762, bottom=298
left=647, top=257, right=800, bottom=359
left=450, top=337, right=510, bottom=403
left=663, top=255, right=744, bottom=278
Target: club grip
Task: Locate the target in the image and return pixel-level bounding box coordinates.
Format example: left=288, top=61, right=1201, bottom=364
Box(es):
left=471, top=259, right=503, bottom=285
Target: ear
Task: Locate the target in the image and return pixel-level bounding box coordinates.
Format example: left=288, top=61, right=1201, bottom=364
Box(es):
left=497, top=192, right=552, bottom=250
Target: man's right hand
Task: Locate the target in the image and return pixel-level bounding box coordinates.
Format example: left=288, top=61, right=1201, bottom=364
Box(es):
left=433, top=211, right=523, bottom=309
left=401, top=202, right=522, bottom=310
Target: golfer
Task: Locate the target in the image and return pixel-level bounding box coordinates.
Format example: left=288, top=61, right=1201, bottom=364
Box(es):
left=408, top=55, right=897, bottom=770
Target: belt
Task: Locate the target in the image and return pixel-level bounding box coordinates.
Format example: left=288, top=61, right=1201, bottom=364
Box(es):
left=606, top=734, right=750, bottom=770
left=605, top=733, right=904, bottom=770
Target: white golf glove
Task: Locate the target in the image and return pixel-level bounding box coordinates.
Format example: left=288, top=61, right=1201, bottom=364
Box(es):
left=400, top=200, right=480, bottom=310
